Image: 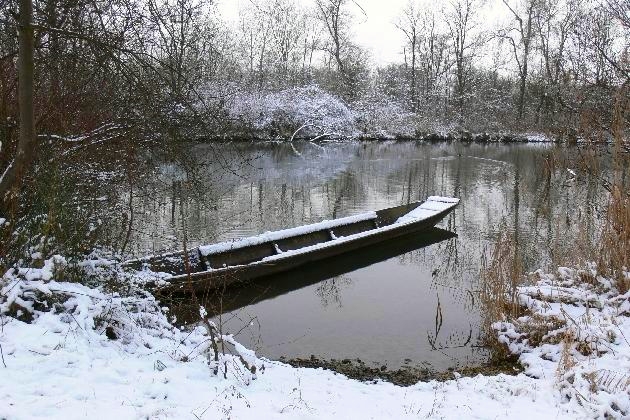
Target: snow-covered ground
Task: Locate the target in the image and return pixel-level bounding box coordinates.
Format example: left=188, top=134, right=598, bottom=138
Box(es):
left=1, top=257, right=628, bottom=419
left=495, top=265, right=630, bottom=418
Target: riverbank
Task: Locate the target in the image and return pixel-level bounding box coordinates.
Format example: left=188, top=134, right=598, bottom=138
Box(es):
left=195, top=131, right=557, bottom=144
left=283, top=354, right=522, bottom=386
left=210, top=85, right=573, bottom=144
left=1, top=256, right=628, bottom=419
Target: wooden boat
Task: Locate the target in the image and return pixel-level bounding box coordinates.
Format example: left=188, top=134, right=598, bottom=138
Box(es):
left=167, top=227, right=457, bottom=323
left=125, top=196, right=459, bottom=292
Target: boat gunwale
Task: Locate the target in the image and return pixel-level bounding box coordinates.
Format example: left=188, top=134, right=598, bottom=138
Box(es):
left=199, top=210, right=380, bottom=257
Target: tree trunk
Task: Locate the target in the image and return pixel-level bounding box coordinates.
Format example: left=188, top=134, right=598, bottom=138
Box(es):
left=0, top=0, right=36, bottom=206
left=518, top=72, right=527, bottom=119
left=410, top=37, right=416, bottom=111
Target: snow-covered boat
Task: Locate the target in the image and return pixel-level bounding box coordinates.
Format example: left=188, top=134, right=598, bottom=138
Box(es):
left=127, top=196, right=459, bottom=292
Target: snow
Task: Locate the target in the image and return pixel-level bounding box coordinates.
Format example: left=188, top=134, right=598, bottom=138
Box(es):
left=0, top=308, right=572, bottom=419
left=16, top=255, right=67, bottom=282
left=525, top=132, right=554, bottom=143
left=226, top=199, right=451, bottom=264
left=227, top=85, right=357, bottom=138
left=259, top=224, right=387, bottom=263
left=0, top=160, right=13, bottom=185
left=199, top=211, right=376, bottom=256
left=426, top=196, right=460, bottom=203
left=201, top=197, right=457, bottom=258
left=396, top=196, right=460, bottom=224
left=494, top=264, right=630, bottom=419
left=197, top=197, right=458, bottom=271
left=2, top=255, right=629, bottom=419
left=226, top=85, right=421, bottom=140
left=221, top=86, right=560, bottom=142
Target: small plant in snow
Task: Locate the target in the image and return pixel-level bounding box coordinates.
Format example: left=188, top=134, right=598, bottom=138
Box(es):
left=198, top=304, right=262, bottom=386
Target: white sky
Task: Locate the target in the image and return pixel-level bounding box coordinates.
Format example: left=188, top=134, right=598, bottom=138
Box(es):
left=216, top=0, right=506, bottom=66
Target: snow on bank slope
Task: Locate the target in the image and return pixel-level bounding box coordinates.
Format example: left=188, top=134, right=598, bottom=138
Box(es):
left=0, top=257, right=624, bottom=419
left=495, top=265, right=630, bottom=419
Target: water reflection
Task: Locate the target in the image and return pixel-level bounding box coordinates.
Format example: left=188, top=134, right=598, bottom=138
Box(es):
left=130, top=141, right=609, bottom=370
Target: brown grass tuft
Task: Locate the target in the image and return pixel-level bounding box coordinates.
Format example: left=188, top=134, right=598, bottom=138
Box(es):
left=598, top=186, right=630, bottom=293
left=480, top=228, right=524, bottom=358
left=557, top=330, right=578, bottom=378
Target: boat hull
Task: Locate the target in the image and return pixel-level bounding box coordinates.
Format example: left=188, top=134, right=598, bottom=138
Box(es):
left=158, top=201, right=456, bottom=293
left=168, top=227, right=457, bottom=322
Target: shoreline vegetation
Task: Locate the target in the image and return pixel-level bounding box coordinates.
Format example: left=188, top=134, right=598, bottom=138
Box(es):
left=195, top=131, right=557, bottom=143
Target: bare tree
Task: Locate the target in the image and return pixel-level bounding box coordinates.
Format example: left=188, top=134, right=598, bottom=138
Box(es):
left=314, top=0, right=366, bottom=97
left=396, top=1, right=422, bottom=111
left=300, top=9, right=321, bottom=82
left=533, top=0, right=578, bottom=126
left=416, top=11, right=450, bottom=104
left=315, top=0, right=347, bottom=74
left=445, top=0, right=485, bottom=122
left=606, top=0, right=630, bottom=31
left=145, top=0, right=217, bottom=99
left=576, top=7, right=619, bottom=86
left=0, top=0, right=35, bottom=206
left=499, top=0, right=539, bottom=120
left=268, top=0, right=303, bottom=77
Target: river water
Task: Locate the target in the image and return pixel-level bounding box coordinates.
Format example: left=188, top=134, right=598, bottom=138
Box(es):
left=129, top=141, right=608, bottom=371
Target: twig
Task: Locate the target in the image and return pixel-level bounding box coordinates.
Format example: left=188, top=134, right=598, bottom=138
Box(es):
left=0, top=343, right=6, bottom=367
left=289, top=123, right=316, bottom=142
left=207, top=322, right=220, bottom=376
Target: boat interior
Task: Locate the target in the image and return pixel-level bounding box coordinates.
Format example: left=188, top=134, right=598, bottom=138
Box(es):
left=201, top=201, right=422, bottom=270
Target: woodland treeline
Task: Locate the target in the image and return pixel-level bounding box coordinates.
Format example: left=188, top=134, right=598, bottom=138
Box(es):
left=0, top=0, right=630, bottom=278
left=0, top=0, right=628, bottom=142
left=0, top=0, right=628, bottom=263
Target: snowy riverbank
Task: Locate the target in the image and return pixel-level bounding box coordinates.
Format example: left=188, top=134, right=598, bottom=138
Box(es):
left=1, top=258, right=628, bottom=419
left=216, top=85, right=555, bottom=143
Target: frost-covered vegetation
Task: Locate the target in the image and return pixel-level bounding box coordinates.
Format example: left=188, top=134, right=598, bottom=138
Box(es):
left=496, top=265, right=630, bottom=418
left=224, top=85, right=421, bottom=139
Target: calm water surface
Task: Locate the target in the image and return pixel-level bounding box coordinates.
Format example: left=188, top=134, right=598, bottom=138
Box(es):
left=129, top=141, right=607, bottom=370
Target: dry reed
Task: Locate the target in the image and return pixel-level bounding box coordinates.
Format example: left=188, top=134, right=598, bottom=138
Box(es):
left=597, top=86, right=630, bottom=293
left=479, top=227, right=523, bottom=358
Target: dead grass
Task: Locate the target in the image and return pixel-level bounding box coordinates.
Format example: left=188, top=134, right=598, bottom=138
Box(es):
left=557, top=330, right=578, bottom=378
left=598, top=185, right=630, bottom=293
left=519, top=313, right=567, bottom=347
left=597, top=86, right=630, bottom=293
left=479, top=227, right=524, bottom=358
